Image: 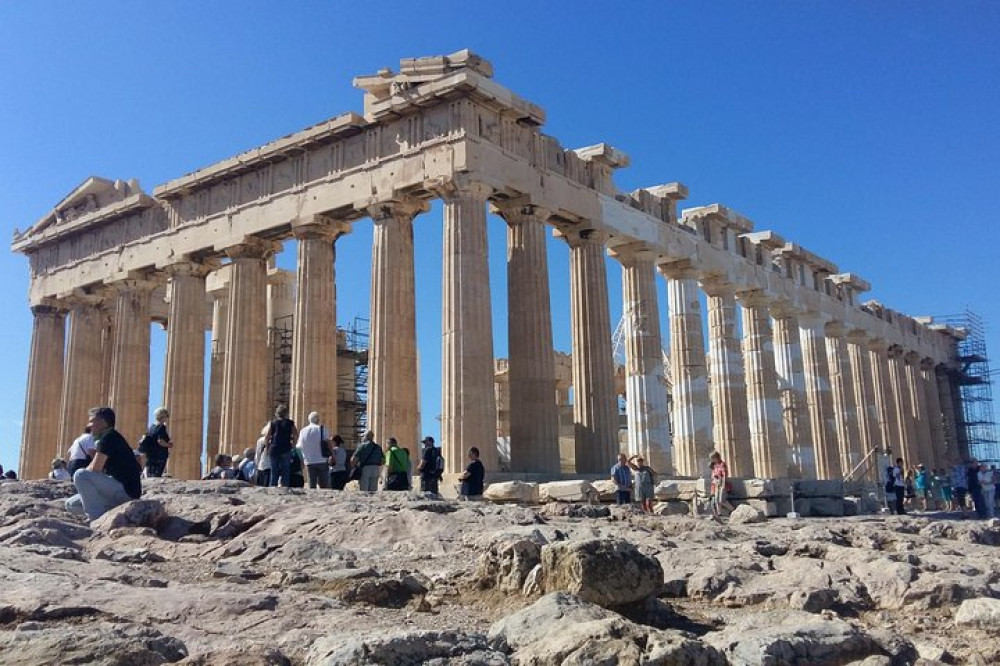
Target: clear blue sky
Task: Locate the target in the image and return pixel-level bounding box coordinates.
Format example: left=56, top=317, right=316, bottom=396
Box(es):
left=1, top=1, right=998, bottom=469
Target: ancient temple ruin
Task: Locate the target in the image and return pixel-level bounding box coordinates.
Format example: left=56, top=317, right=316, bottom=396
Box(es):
left=12, top=50, right=969, bottom=481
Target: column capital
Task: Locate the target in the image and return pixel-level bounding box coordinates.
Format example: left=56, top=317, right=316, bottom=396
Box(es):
left=107, top=275, right=162, bottom=294
left=365, top=196, right=430, bottom=223
left=797, top=311, right=830, bottom=330
left=224, top=236, right=282, bottom=261
left=29, top=301, right=66, bottom=317
left=919, top=357, right=937, bottom=371
left=867, top=337, right=889, bottom=353
left=656, top=260, right=699, bottom=281
left=734, top=288, right=771, bottom=307
left=291, top=218, right=351, bottom=242
left=887, top=344, right=905, bottom=359
left=904, top=350, right=921, bottom=364
left=489, top=197, right=551, bottom=224
left=163, top=257, right=221, bottom=279
left=557, top=226, right=609, bottom=248
left=425, top=175, right=492, bottom=203
left=846, top=328, right=870, bottom=345
left=608, top=241, right=656, bottom=266
left=61, top=288, right=106, bottom=309
left=823, top=320, right=847, bottom=338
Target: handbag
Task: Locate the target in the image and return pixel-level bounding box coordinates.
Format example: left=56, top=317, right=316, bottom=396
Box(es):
left=319, top=426, right=333, bottom=459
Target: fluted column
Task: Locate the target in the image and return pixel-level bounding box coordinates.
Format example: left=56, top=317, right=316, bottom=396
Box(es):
left=497, top=201, right=560, bottom=474
left=868, top=339, right=900, bottom=462
left=921, top=359, right=945, bottom=468
left=936, top=367, right=960, bottom=466
left=162, top=261, right=215, bottom=479
left=825, top=322, right=862, bottom=475
left=660, top=264, right=712, bottom=477
left=566, top=229, right=618, bottom=473
left=290, top=218, right=349, bottom=431
left=888, top=346, right=918, bottom=467
left=220, top=238, right=278, bottom=456
left=739, top=292, right=788, bottom=479
left=703, top=282, right=751, bottom=476
left=905, top=351, right=934, bottom=467
left=100, top=304, right=116, bottom=404
left=58, top=294, right=105, bottom=451
left=799, top=314, right=840, bottom=479
left=205, top=289, right=228, bottom=473
left=847, top=331, right=882, bottom=481
left=436, top=180, right=498, bottom=473
left=774, top=311, right=814, bottom=477
left=20, top=304, right=66, bottom=479
left=109, top=279, right=157, bottom=442
left=368, top=200, right=425, bottom=451
left=618, top=250, right=671, bottom=475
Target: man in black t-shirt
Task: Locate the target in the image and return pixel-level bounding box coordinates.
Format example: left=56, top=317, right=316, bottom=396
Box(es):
left=266, top=405, right=298, bottom=487
left=417, top=436, right=442, bottom=495
left=65, top=406, right=142, bottom=521
left=458, top=447, right=485, bottom=500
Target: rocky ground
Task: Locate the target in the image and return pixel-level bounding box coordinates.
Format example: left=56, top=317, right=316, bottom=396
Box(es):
left=0, top=478, right=998, bottom=665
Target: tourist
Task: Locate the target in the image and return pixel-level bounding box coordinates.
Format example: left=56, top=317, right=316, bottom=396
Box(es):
left=289, top=448, right=306, bottom=488
left=903, top=469, right=916, bottom=510
left=457, top=447, right=485, bottom=501
left=977, top=462, right=995, bottom=519
left=891, top=458, right=906, bottom=515
left=951, top=462, right=969, bottom=513
left=329, top=435, right=348, bottom=490
left=4, top=470, right=17, bottom=480
left=205, top=454, right=236, bottom=480
left=934, top=468, right=954, bottom=512
left=254, top=424, right=271, bottom=486
left=351, top=430, right=383, bottom=492
left=914, top=465, right=930, bottom=512
left=236, top=447, right=256, bottom=482
left=610, top=453, right=633, bottom=505
left=49, top=458, right=71, bottom=481
left=967, top=459, right=986, bottom=519
left=383, top=438, right=411, bottom=491
left=992, top=465, right=1000, bottom=514
left=265, top=405, right=297, bottom=488
left=66, top=426, right=96, bottom=476
left=138, top=407, right=173, bottom=478
left=296, top=411, right=330, bottom=489
left=417, top=436, right=442, bottom=495
left=709, top=451, right=735, bottom=520
left=65, top=406, right=142, bottom=522
left=627, top=454, right=655, bottom=514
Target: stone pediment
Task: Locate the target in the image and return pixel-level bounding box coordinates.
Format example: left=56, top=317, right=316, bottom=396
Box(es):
left=12, top=176, right=148, bottom=250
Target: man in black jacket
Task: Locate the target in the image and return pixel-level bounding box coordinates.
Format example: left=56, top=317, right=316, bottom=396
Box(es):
left=66, top=406, right=142, bottom=521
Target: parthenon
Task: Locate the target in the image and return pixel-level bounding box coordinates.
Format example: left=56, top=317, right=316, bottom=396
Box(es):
left=12, top=50, right=966, bottom=481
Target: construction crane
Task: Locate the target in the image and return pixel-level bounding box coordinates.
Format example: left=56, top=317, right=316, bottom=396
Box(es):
left=612, top=313, right=672, bottom=390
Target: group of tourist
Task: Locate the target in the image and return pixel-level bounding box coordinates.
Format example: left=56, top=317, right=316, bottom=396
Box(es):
left=886, top=457, right=997, bottom=518
left=610, top=450, right=735, bottom=522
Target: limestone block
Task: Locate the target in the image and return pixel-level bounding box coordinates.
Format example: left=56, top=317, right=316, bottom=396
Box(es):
left=591, top=479, right=619, bottom=503
left=540, top=539, right=663, bottom=607
left=483, top=481, right=539, bottom=504
left=728, top=478, right=791, bottom=499
left=729, top=504, right=766, bottom=524
left=804, top=497, right=845, bottom=517
left=652, top=501, right=690, bottom=516
left=742, top=499, right=781, bottom=517
left=793, top=479, right=845, bottom=498
left=653, top=479, right=699, bottom=501
left=539, top=480, right=595, bottom=503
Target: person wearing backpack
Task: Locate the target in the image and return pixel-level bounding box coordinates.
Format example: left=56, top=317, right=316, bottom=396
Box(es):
left=417, top=436, right=443, bottom=495
left=265, top=405, right=298, bottom=487
left=351, top=430, right=383, bottom=492
left=383, top=438, right=411, bottom=491
left=138, top=407, right=173, bottom=478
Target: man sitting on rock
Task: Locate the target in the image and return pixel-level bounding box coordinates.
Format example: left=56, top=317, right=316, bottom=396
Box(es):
left=65, top=406, right=142, bottom=522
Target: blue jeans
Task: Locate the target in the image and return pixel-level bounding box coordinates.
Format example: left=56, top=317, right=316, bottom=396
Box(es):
left=66, top=469, right=131, bottom=521
left=616, top=490, right=632, bottom=505
left=269, top=452, right=291, bottom=487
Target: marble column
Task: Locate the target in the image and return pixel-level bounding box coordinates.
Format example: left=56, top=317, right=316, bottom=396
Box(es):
left=109, top=279, right=157, bottom=443
left=290, top=219, right=349, bottom=432
left=162, top=261, right=214, bottom=479
left=58, top=295, right=105, bottom=452
left=798, top=314, right=840, bottom=479
left=847, top=331, right=882, bottom=481
left=739, top=291, right=788, bottom=479
left=437, top=180, right=498, bottom=473
left=703, top=282, right=751, bottom=476
left=20, top=304, right=66, bottom=479
left=921, top=359, right=946, bottom=468
left=888, top=346, right=918, bottom=468
left=825, top=322, right=862, bottom=476
left=220, top=238, right=277, bottom=456
left=905, top=351, right=934, bottom=467
left=660, top=264, right=712, bottom=478
left=773, top=311, right=814, bottom=477
left=868, top=340, right=900, bottom=462
left=619, top=250, right=671, bottom=475
left=497, top=202, right=560, bottom=474
left=368, top=200, right=425, bottom=451
left=100, top=304, right=116, bottom=405
left=936, top=367, right=960, bottom=466
left=567, top=229, right=618, bottom=473
left=205, top=289, right=228, bottom=474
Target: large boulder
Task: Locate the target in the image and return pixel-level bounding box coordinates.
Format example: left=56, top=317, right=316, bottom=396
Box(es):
left=311, top=630, right=508, bottom=666
left=541, top=538, right=663, bottom=607
left=705, top=610, right=880, bottom=666
left=476, top=535, right=544, bottom=593
left=591, top=479, right=619, bottom=502
left=1, top=621, right=187, bottom=666
left=488, top=592, right=618, bottom=650
left=483, top=481, right=539, bottom=504
left=954, top=597, right=1000, bottom=627
left=539, top=480, right=595, bottom=503
left=90, top=499, right=167, bottom=532
left=728, top=504, right=766, bottom=524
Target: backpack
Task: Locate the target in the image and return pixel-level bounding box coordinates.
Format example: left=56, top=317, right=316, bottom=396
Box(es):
left=137, top=425, right=158, bottom=456
left=387, top=448, right=408, bottom=474
left=436, top=453, right=445, bottom=478
left=884, top=466, right=895, bottom=493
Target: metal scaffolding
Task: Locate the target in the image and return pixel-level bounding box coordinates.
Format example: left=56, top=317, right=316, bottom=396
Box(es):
left=339, top=316, right=369, bottom=450
left=939, top=309, right=998, bottom=463
left=267, top=314, right=293, bottom=412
